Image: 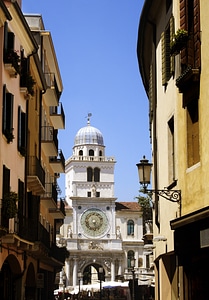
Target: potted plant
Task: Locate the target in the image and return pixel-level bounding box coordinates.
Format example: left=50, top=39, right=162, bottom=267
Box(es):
left=4, top=128, right=14, bottom=143
left=170, top=29, right=188, bottom=55
left=4, top=49, right=20, bottom=74
left=2, top=191, right=18, bottom=219
left=26, top=74, right=36, bottom=96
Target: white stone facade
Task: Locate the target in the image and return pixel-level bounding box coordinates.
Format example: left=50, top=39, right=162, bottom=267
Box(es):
left=58, top=119, right=149, bottom=290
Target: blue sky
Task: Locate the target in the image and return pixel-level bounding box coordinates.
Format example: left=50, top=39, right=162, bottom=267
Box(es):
left=22, top=0, right=151, bottom=202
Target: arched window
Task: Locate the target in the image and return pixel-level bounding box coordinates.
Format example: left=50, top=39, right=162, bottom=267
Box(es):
left=79, top=150, right=83, bottom=156
left=127, top=220, right=134, bottom=236
left=99, top=150, right=102, bottom=156
left=87, top=167, right=93, bottom=182
left=94, top=167, right=100, bottom=182
left=127, top=250, right=135, bottom=269
left=89, top=149, right=94, bottom=156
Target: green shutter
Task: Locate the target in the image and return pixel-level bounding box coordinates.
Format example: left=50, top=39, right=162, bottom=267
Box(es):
left=161, top=31, right=166, bottom=85
left=170, top=15, right=175, bottom=75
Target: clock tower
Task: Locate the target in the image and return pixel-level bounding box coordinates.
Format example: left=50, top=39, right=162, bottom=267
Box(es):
left=60, top=116, right=146, bottom=291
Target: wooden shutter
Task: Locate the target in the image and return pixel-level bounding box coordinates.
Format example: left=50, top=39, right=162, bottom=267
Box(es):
left=170, top=15, right=175, bottom=75
left=6, top=93, right=14, bottom=132
left=161, top=31, right=167, bottom=85
left=3, top=165, right=10, bottom=196
left=18, top=106, right=26, bottom=152
left=2, top=84, right=6, bottom=133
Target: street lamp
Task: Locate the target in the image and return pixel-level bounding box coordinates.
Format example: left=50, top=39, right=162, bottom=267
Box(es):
left=99, top=267, right=103, bottom=300
left=131, top=258, right=136, bottom=300
left=136, top=156, right=181, bottom=204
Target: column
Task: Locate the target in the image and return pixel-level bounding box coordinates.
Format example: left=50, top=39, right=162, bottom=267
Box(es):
left=111, top=260, right=115, bottom=281
left=65, top=259, right=70, bottom=287
left=118, top=259, right=122, bottom=276
left=73, top=258, right=78, bottom=287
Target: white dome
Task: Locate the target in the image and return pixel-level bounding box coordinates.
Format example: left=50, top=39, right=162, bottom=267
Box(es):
left=74, top=124, right=104, bottom=146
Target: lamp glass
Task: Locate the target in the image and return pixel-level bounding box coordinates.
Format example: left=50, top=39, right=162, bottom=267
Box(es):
left=136, top=156, right=152, bottom=186
left=130, top=258, right=135, bottom=268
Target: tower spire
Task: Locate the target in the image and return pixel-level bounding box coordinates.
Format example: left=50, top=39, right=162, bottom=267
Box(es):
left=87, top=113, right=92, bottom=125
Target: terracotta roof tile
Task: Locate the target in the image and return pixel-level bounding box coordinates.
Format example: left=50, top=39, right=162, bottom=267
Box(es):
left=115, top=202, right=141, bottom=212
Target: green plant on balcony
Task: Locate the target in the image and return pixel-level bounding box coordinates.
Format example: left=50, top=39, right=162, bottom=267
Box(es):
left=170, top=29, right=188, bottom=55
left=25, top=74, right=36, bottom=96
left=2, top=191, right=18, bottom=219
left=4, top=49, right=20, bottom=74
left=4, top=128, right=14, bottom=144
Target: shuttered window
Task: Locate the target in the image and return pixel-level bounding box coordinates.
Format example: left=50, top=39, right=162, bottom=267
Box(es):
left=18, top=106, right=26, bottom=156
left=187, top=99, right=199, bottom=167
left=3, top=22, right=15, bottom=63
left=180, top=0, right=201, bottom=69
left=161, top=15, right=175, bottom=86
left=2, top=85, right=14, bottom=138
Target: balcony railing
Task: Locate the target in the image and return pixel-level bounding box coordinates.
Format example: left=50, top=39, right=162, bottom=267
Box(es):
left=41, top=126, right=58, bottom=156
left=49, top=102, right=65, bottom=129
left=18, top=216, right=38, bottom=242
left=38, top=222, right=50, bottom=249
left=50, top=242, right=69, bottom=264
left=41, top=183, right=58, bottom=208
left=27, top=156, right=45, bottom=194
left=49, top=197, right=65, bottom=219
left=49, top=149, right=65, bottom=173
left=44, top=73, right=61, bottom=106
left=67, top=155, right=115, bottom=163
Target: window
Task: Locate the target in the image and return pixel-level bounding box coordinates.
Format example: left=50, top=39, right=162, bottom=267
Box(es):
left=180, top=0, right=200, bottom=70
left=87, top=167, right=100, bottom=182
left=161, top=16, right=174, bottom=86
left=168, top=116, right=175, bottom=183
left=89, top=149, right=94, bottom=156
left=18, top=106, right=26, bottom=156
left=3, top=22, right=15, bottom=63
left=2, top=85, right=14, bottom=143
left=94, top=167, right=100, bottom=182
left=187, top=99, right=199, bottom=167
left=127, top=220, right=134, bottom=236
left=99, top=150, right=102, bottom=156
left=87, top=167, right=93, bottom=182
left=79, top=150, right=83, bottom=156
left=87, top=192, right=91, bottom=197
left=2, top=165, right=10, bottom=228
left=127, top=250, right=135, bottom=269
left=96, top=192, right=100, bottom=198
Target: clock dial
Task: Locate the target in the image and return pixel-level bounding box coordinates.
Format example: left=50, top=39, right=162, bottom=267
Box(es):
left=80, top=208, right=109, bottom=237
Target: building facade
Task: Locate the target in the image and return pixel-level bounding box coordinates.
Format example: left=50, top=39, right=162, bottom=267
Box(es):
left=137, top=0, right=209, bottom=299
left=57, top=118, right=154, bottom=296
left=0, top=1, right=66, bottom=299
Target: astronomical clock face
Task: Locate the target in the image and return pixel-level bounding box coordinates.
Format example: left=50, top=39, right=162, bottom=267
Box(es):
left=80, top=208, right=109, bottom=237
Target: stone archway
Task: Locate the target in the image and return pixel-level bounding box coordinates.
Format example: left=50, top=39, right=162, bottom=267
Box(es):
left=0, top=254, right=22, bottom=300
left=25, top=262, right=36, bottom=300
left=83, top=263, right=105, bottom=285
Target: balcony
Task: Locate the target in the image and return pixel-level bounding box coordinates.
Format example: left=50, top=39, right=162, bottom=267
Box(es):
left=49, top=149, right=65, bottom=173
left=27, top=156, right=45, bottom=194
left=49, top=198, right=65, bottom=219
left=50, top=102, right=65, bottom=129
left=41, top=126, right=58, bottom=156
left=50, top=242, right=69, bottom=264
left=44, top=73, right=61, bottom=106
left=4, top=49, right=20, bottom=78
left=41, top=183, right=58, bottom=208
left=176, top=66, right=200, bottom=93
